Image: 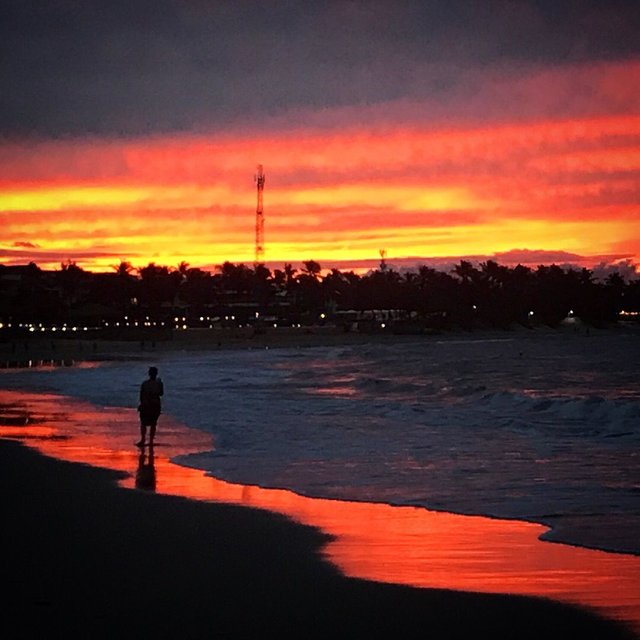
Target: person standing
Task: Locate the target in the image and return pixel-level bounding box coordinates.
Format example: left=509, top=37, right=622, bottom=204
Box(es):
left=136, top=366, right=164, bottom=447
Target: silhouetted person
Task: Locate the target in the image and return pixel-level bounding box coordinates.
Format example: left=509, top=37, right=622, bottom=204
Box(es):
left=136, top=366, right=163, bottom=447
left=135, top=445, right=156, bottom=491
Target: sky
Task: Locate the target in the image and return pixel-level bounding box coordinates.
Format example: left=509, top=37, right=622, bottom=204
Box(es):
left=1, top=0, right=639, bottom=274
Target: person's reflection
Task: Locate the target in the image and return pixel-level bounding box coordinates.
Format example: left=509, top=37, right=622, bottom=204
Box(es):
left=135, top=444, right=156, bottom=491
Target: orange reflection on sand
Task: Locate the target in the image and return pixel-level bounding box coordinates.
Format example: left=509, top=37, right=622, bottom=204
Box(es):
left=1, top=389, right=639, bottom=633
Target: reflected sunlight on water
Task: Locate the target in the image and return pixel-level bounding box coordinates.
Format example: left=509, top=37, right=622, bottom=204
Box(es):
left=1, top=388, right=639, bottom=634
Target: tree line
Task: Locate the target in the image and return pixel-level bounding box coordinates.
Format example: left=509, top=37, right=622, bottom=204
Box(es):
left=1, top=258, right=639, bottom=333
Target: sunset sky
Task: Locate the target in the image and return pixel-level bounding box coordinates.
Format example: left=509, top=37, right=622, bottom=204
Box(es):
left=1, top=1, right=639, bottom=274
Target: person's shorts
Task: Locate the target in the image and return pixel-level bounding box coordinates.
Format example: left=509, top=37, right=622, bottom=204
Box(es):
left=139, top=406, right=160, bottom=427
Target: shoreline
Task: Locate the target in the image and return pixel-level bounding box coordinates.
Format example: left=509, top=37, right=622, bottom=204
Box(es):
left=1, top=326, right=639, bottom=561
left=1, top=321, right=638, bottom=366
left=2, top=437, right=636, bottom=639
left=2, top=328, right=639, bottom=636
left=1, top=390, right=639, bottom=637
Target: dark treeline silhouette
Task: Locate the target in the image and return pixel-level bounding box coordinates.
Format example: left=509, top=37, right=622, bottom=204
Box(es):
left=1, top=258, right=639, bottom=336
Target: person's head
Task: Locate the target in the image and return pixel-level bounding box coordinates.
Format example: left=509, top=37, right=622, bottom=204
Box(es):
left=148, top=366, right=158, bottom=379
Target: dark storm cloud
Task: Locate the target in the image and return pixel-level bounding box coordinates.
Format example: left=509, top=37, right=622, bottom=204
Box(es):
left=1, top=0, right=639, bottom=137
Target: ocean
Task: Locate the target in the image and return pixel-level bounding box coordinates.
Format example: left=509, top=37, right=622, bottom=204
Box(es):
left=2, top=329, right=639, bottom=556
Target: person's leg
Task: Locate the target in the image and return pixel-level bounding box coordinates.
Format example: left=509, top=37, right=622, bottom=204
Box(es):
left=149, top=410, right=160, bottom=445
left=136, top=421, right=147, bottom=446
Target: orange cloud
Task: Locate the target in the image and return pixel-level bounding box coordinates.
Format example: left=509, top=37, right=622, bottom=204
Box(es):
left=1, top=83, right=639, bottom=272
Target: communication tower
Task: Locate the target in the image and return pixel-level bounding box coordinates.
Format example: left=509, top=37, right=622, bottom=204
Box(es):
left=254, top=164, right=266, bottom=264
left=379, top=248, right=387, bottom=272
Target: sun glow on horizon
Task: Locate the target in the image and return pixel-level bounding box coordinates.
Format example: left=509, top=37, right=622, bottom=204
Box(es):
left=1, top=79, right=639, bottom=273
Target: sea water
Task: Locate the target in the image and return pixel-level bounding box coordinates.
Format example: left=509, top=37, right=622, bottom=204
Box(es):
left=1, top=330, right=639, bottom=555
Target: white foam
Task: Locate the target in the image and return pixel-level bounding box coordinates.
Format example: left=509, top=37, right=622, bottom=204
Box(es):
left=2, top=332, right=639, bottom=553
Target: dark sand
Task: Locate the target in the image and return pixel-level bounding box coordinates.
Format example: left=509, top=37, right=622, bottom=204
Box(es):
left=2, top=322, right=639, bottom=381
left=0, top=325, right=434, bottom=365
left=1, top=439, right=636, bottom=639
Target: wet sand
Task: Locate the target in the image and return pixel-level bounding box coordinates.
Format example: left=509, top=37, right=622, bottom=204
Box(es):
left=3, top=438, right=636, bottom=639
left=1, top=389, right=638, bottom=639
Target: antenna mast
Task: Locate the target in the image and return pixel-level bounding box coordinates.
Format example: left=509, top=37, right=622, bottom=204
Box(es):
left=254, top=164, right=266, bottom=264
left=379, top=248, right=387, bottom=272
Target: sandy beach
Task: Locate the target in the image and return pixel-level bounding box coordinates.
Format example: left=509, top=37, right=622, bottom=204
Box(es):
left=2, top=321, right=631, bottom=367
left=0, top=324, right=441, bottom=362
left=2, top=326, right=639, bottom=638
left=2, top=437, right=636, bottom=639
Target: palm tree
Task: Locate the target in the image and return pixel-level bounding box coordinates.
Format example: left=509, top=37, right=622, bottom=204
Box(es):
left=58, top=260, right=87, bottom=317
left=176, top=261, right=190, bottom=281
left=301, top=260, right=322, bottom=280
left=252, top=263, right=273, bottom=313
left=453, top=260, right=480, bottom=284
left=296, top=261, right=323, bottom=317
left=137, top=262, right=177, bottom=318
left=113, top=260, right=134, bottom=277
left=284, top=263, right=298, bottom=287
left=178, top=267, right=216, bottom=318
left=112, top=260, right=137, bottom=316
